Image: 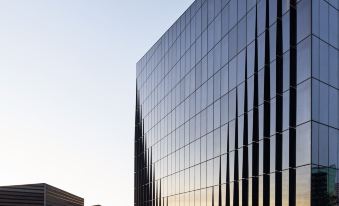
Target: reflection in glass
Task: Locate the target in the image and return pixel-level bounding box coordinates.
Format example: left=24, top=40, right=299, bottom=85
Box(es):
left=296, top=166, right=311, bottom=205
left=297, top=37, right=311, bottom=84
left=297, top=80, right=311, bottom=125
left=135, top=0, right=339, bottom=205
left=296, top=122, right=311, bottom=166
left=312, top=166, right=337, bottom=205
left=297, top=0, right=311, bottom=42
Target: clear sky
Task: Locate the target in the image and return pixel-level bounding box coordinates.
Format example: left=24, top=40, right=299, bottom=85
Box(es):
left=0, top=0, right=194, bottom=205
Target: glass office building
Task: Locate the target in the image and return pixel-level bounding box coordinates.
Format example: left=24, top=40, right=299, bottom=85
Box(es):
left=135, top=0, right=339, bottom=205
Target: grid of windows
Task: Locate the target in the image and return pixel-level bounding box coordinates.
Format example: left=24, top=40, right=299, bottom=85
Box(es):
left=311, top=0, right=339, bottom=204
left=135, top=0, right=339, bottom=205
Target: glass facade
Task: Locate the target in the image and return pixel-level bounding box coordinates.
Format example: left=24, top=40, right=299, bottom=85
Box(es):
left=135, top=0, right=339, bottom=205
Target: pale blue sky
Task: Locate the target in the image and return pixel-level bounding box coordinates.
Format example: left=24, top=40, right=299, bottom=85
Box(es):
left=0, top=0, right=194, bottom=205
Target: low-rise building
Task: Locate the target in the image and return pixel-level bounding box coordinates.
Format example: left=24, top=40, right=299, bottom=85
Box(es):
left=0, top=183, right=84, bottom=206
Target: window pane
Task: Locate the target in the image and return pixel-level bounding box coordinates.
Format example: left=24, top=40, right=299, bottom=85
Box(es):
left=220, top=65, right=229, bottom=96
left=296, top=122, right=311, bottom=166
left=207, top=105, right=214, bottom=133
left=329, top=87, right=339, bottom=128
left=329, top=5, right=339, bottom=48
left=297, top=0, right=311, bottom=42
left=221, top=124, right=228, bottom=154
left=229, top=152, right=235, bottom=181
left=214, top=100, right=221, bottom=129
left=312, top=0, right=320, bottom=35
left=257, top=34, right=265, bottom=70
left=247, top=9, right=256, bottom=44
left=214, top=129, right=221, bottom=157
left=246, top=0, right=256, bottom=10
left=221, top=5, right=229, bottom=37
left=312, top=80, right=320, bottom=122
left=195, top=139, right=201, bottom=165
left=229, top=59, right=237, bottom=91
left=319, top=0, right=329, bottom=42
left=270, top=99, right=276, bottom=136
left=201, top=135, right=207, bottom=162
left=259, top=140, right=264, bottom=175
left=238, top=17, right=247, bottom=52
left=329, top=128, right=338, bottom=168
left=258, top=69, right=265, bottom=105
left=270, top=62, right=277, bottom=98
left=297, top=80, right=311, bottom=125
left=269, top=0, right=277, bottom=25
left=270, top=25, right=277, bottom=62
left=221, top=94, right=229, bottom=125
left=283, top=52, right=290, bottom=92
left=257, top=0, right=266, bottom=34
left=214, top=157, right=220, bottom=185
left=208, top=51, right=214, bottom=79
left=311, top=167, right=337, bottom=204
left=221, top=154, right=227, bottom=183
left=202, top=30, right=208, bottom=57
left=238, top=115, right=244, bottom=147
left=296, top=166, right=311, bottom=205
left=319, top=124, right=329, bottom=166
left=229, top=121, right=235, bottom=151
left=312, top=37, right=320, bottom=79
left=247, top=42, right=255, bottom=77
left=238, top=83, right=245, bottom=116
left=247, top=76, right=254, bottom=110
left=282, top=12, right=290, bottom=53
left=214, top=43, right=221, bottom=73
left=229, top=27, right=237, bottom=59
left=237, top=50, right=246, bottom=84
left=214, top=72, right=221, bottom=101
left=229, top=0, right=237, bottom=28
left=329, top=47, right=338, bottom=89
left=270, top=136, right=276, bottom=173
left=297, top=37, right=311, bottom=84
left=238, top=0, right=246, bottom=20
left=312, top=122, right=319, bottom=165
left=282, top=170, right=289, bottom=206
left=319, top=41, right=329, bottom=83
left=319, top=82, right=329, bottom=125
left=221, top=36, right=229, bottom=67
left=283, top=91, right=290, bottom=131
left=215, top=14, right=222, bottom=44
left=207, top=159, right=214, bottom=187
left=208, top=0, right=215, bottom=24
left=207, top=78, right=214, bottom=106
left=282, top=131, right=290, bottom=170
left=229, top=89, right=236, bottom=120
